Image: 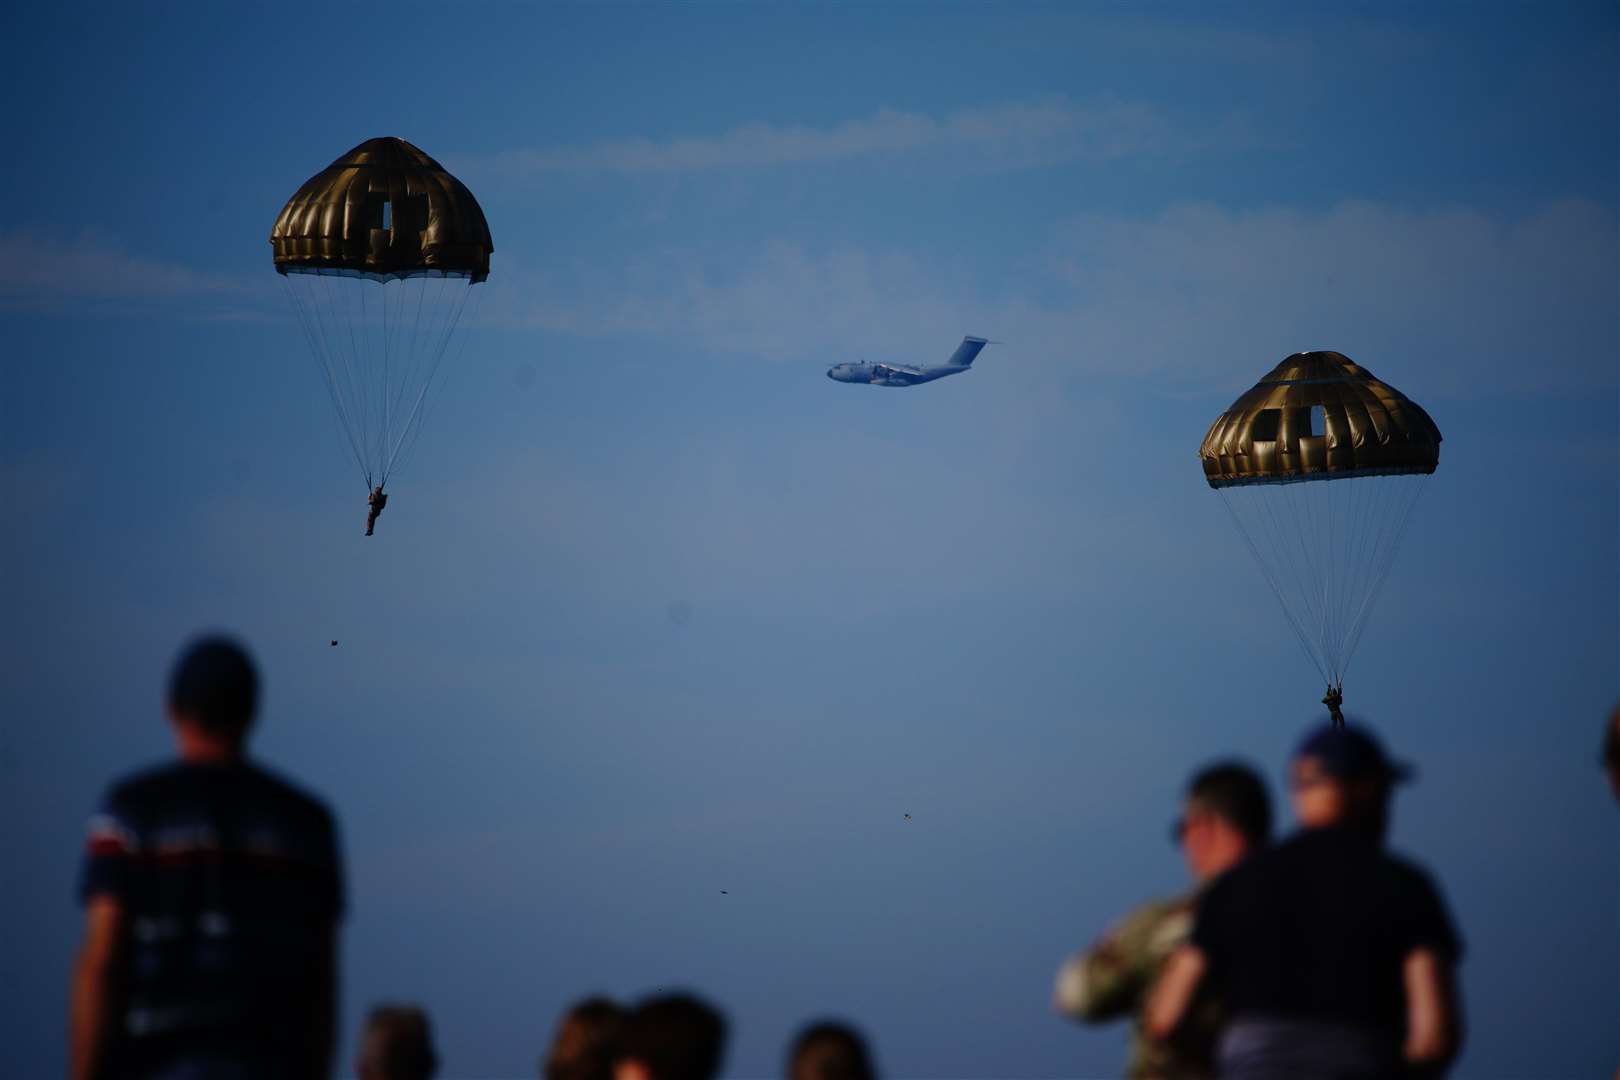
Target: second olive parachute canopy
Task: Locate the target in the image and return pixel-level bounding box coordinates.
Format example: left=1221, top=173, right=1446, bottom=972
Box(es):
left=1200, top=351, right=1441, bottom=691
left=272, top=137, right=494, bottom=490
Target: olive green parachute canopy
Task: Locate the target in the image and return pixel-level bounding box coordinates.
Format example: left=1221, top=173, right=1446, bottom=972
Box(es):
left=1199, top=351, right=1442, bottom=695
left=271, top=137, right=493, bottom=282
left=1199, top=351, right=1441, bottom=488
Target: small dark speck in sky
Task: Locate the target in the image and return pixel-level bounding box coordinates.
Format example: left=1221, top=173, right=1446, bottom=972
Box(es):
left=329, top=640, right=338, bottom=647
left=903, top=813, right=912, bottom=821
left=720, top=890, right=728, bottom=894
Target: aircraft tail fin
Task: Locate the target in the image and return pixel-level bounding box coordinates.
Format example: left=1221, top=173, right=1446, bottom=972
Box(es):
left=947, top=335, right=992, bottom=367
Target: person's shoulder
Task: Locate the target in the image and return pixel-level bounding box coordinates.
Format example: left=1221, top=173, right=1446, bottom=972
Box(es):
left=1122, top=893, right=1196, bottom=929
left=1378, top=847, right=1446, bottom=896
left=1206, top=844, right=1278, bottom=896
left=1277, top=825, right=1383, bottom=869
left=1379, top=846, right=1464, bottom=955
left=1114, top=893, right=1198, bottom=951
left=241, top=761, right=338, bottom=828
left=1091, top=893, right=1197, bottom=970
left=102, top=759, right=195, bottom=806
left=1195, top=845, right=1285, bottom=928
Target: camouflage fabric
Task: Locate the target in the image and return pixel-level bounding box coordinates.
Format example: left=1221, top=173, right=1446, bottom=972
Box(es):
left=1055, top=893, right=1219, bottom=1080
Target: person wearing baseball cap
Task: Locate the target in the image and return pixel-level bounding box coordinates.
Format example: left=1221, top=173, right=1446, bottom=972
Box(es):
left=1147, top=724, right=1463, bottom=1079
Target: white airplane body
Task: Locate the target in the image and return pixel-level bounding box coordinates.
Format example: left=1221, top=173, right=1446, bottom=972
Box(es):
left=827, top=336, right=992, bottom=387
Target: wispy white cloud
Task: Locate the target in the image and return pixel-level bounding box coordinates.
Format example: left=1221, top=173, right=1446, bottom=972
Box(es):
left=0, top=231, right=263, bottom=315
left=484, top=197, right=1617, bottom=394
left=469, top=98, right=1210, bottom=179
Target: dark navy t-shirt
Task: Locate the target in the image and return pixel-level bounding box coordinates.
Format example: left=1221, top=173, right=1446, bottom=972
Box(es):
left=79, top=760, right=344, bottom=1071
left=1191, top=826, right=1461, bottom=1038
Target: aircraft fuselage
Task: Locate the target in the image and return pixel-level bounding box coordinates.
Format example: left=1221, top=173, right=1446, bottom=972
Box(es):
left=825, top=362, right=966, bottom=387
left=826, top=336, right=992, bottom=388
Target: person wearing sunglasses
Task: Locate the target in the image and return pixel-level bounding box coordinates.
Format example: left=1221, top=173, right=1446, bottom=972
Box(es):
left=1054, top=762, right=1271, bottom=1079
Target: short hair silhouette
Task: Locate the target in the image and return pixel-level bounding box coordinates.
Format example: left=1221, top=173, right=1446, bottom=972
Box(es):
left=618, top=993, right=726, bottom=1080
left=787, top=1020, right=876, bottom=1080
left=544, top=996, right=625, bottom=1080
left=358, top=1004, right=438, bottom=1080
left=167, top=635, right=259, bottom=735
left=1186, top=760, right=1272, bottom=844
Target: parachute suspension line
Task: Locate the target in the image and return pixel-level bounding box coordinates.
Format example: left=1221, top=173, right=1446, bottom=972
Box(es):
left=342, top=276, right=372, bottom=483
left=284, top=275, right=357, bottom=482
left=393, top=273, right=451, bottom=447
left=1343, top=475, right=1408, bottom=675
left=387, top=273, right=424, bottom=455
left=374, top=277, right=408, bottom=468
left=1284, top=481, right=1327, bottom=673
left=394, top=274, right=425, bottom=459
left=1341, top=475, right=1427, bottom=680
left=1330, top=475, right=1370, bottom=679
left=1318, top=477, right=1343, bottom=680
left=378, top=275, right=392, bottom=475
left=1256, top=482, right=1332, bottom=682
left=1318, top=478, right=1348, bottom=684
left=314, top=269, right=372, bottom=487
left=328, top=269, right=372, bottom=481
left=1243, top=486, right=1329, bottom=683
left=1328, top=476, right=1378, bottom=677
left=360, top=279, right=384, bottom=481
left=1323, top=476, right=1350, bottom=679
left=282, top=268, right=479, bottom=492
left=1319, top=477, right=1351, bottom=677
left=1288, top=479, right=1335, bottom=676
left=1219, top=489, right=1330, bottom=686
left=389, top=282, right=483, bottom=482
left=384, top=276, right=415, bottom=476
left=378, top=275, right=407, bottom=474
left=380, top=279, right=474, bottom=483
left=283, top=274, right=370, bottom=488
left=381, top=272, right=446, bottom=481
left=1221, top=473, right=1430, bottom=697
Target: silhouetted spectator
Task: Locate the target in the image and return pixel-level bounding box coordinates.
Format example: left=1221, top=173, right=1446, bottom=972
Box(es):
left=1148, top=724, right=1463, bottom=1079
left=786, top=1020, right=877, bottom=1080
left=1055, top=761, right=1271, bottom=1079
left=70, top=635, right=344, bottom=1080
left=545, top=996, right=626, bottom=1080
left=1603, top=704, right=1620, bottom=802
left=615, top=993, right=727, bottom=1080
left=358, top=1005, right=439, bottom=1080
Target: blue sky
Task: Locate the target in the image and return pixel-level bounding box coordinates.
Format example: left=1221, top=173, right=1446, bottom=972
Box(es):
left=3, top=3, right=1616, bottom=1077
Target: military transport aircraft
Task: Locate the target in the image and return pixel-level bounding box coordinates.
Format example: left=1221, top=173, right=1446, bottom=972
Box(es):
left=826, top=335, right=993, bottom=387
